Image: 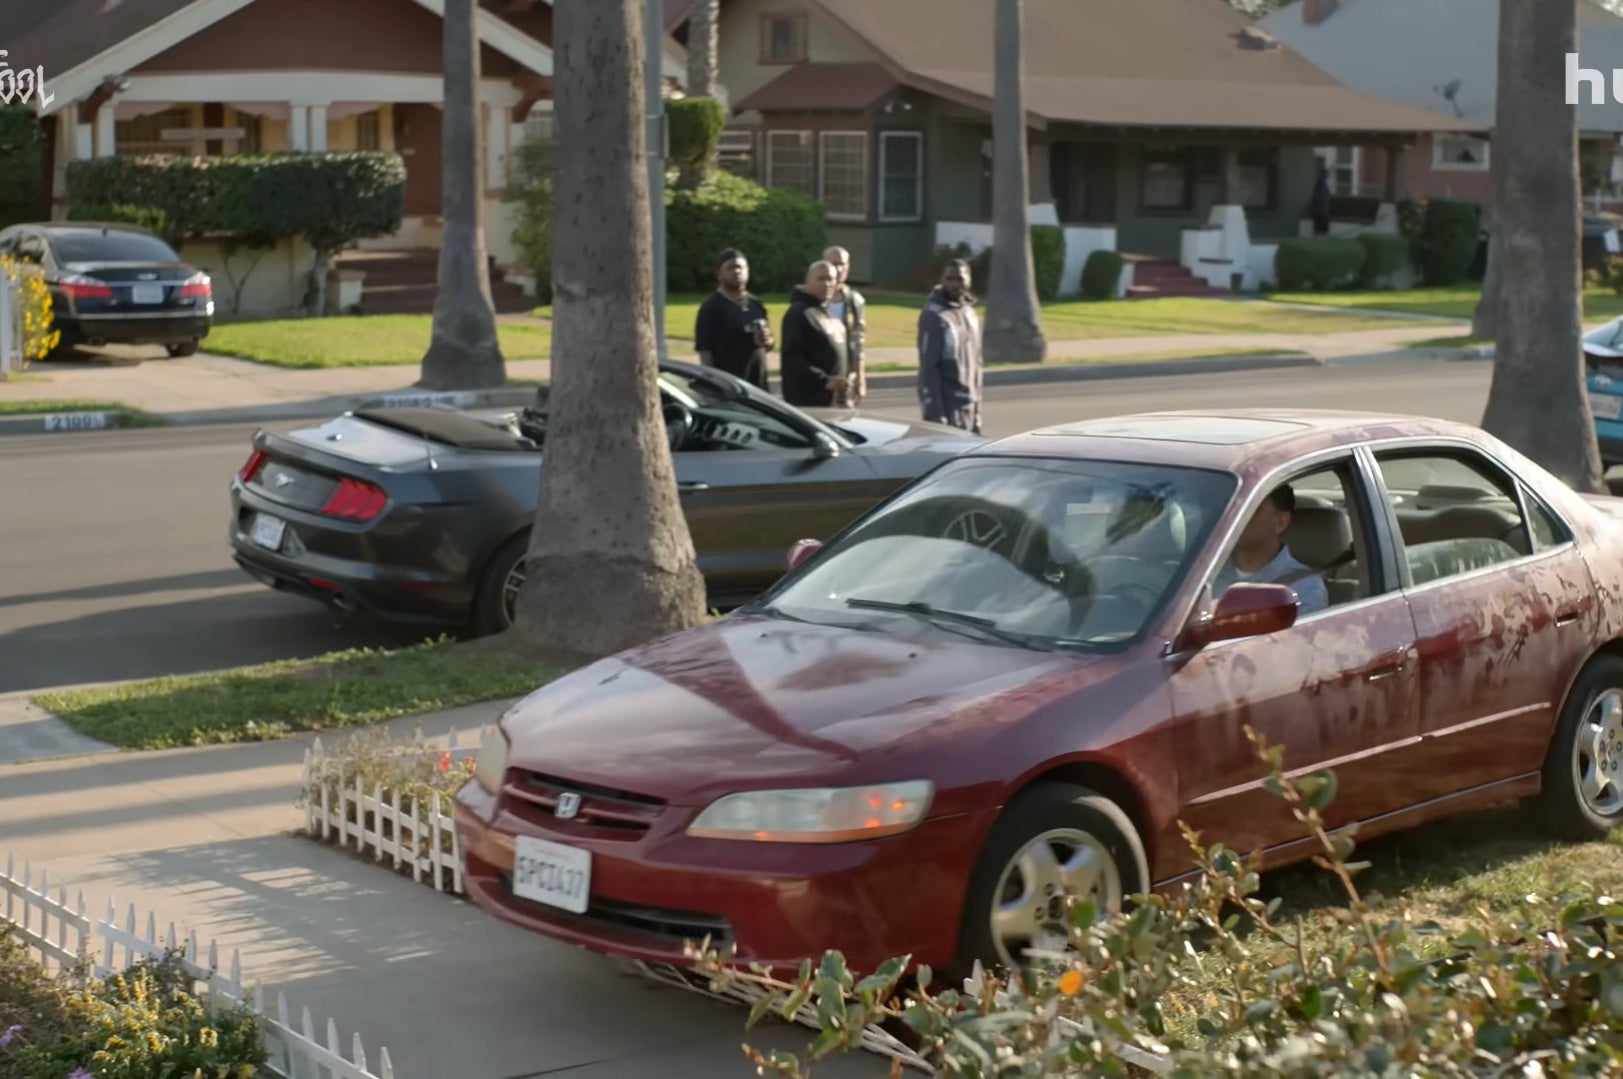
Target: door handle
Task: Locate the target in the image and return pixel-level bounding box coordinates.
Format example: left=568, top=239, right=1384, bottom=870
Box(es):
left=1555, top=607, right=1581, bottom=627
left=1365, top=662, right=1405, bottom=682
left=677, top=481, right=710, bottom=492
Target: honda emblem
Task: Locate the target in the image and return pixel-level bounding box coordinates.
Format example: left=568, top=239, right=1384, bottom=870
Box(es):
left=555, top=792, right=581, bottom=819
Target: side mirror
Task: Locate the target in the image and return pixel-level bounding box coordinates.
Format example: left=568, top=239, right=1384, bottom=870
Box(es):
left=1179, top=582, right=1297, bottom=650
left=787, top=538, right=822, bottom=572
left=811, top=431, right=840, bottom=460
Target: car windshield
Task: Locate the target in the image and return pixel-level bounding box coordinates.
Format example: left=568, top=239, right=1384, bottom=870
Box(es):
left=50, top=229, right=179, bottom=264
left=658, top=367, right=815, bottom=451
left=760, top=456, right=1235, bottom=650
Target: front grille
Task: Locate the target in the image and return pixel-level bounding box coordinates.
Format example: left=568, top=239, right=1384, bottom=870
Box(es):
left=498, top=873, right=732, bottom=944
left=501, top=771, right=666, bottom=837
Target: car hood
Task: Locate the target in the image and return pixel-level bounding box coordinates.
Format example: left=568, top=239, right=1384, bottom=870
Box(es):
left=497, top=613, right=1087, bottom=804
left=809, top=408, right=986, bottom=453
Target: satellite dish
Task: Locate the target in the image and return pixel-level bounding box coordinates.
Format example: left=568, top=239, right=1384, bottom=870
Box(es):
left=1433, top=78, right=1464, bottom=117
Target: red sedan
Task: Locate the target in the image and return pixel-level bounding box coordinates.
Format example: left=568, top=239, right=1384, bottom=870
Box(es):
left=454, top=410, right=1623, bottom=980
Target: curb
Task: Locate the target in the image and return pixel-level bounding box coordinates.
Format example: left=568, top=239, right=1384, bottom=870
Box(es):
left=0, top=408, right=165, bottom=437
left=860, top=350, right=1321, bottom=391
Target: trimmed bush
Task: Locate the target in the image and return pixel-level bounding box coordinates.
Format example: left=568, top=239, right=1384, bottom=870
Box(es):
left=1029, top=224, right=1064, bottom=301
left=0, top=256, right=61, bottom=366
left=0, top=106, right=42, bottom=229
left=65, top=202, right=169, bottom=235
left=506, top=135, right=554, bottom=303
left=1416, top=196, right=1482, bottom=286
left=1355, top=232, right=1411, bottom=288
left=1273, top=236, right=1366, bottom=291
left=665, top=170, right=825, bottom=293
left=1081, top=249, right=1124, bottom=299
left=668, top=96, right=726, bottom=187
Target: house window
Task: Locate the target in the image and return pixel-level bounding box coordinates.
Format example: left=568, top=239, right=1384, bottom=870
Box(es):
left=355, top=111, right=381, bottom=151
left=1140, top=146, right=1191, bottom=210
left=1238, top=147, right=1278, bottom=211
left=767, top=130, right=815, bottom=194
left=114, top=107, right=192, bottom=156
left=718, top=129, right=757, bottom=179
left=1434, top=134, right=1490, bottom=170
left=1314, top=145, right=1360, bottom=195
left=879, top=131, right=923, bottom=221
left=819, top=131, right=867, bottom=218
left=759, top=13, right=807, bottom=64
left=523, top=107, right=555, bottom=144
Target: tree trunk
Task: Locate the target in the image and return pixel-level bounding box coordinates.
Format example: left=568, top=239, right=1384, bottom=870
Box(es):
left=1480, top=0, right=1603, bottom=492
left=1471, top=226, right=1499, bottom=340
left=510, top=0, right=708, bottom=663
left=677, top=0, right=723, bottom=189
left=982, top=0, right=1046, bottom=365
left=418, top=0, right=506, bottom=391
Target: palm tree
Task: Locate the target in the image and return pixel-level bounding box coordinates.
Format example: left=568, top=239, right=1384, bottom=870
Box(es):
left=982, top=0, right=1046, bottom=365
left=1480, top=0, right=1604, bottom=492
left=510, top=0, right=708, bottom=661
left=418, top=0, right=506, bottom=390
left=678, top=0, right=724, bottom=189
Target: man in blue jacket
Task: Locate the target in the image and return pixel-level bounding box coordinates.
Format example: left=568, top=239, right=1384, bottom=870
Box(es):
left=917, top=259, right=983, bottom=434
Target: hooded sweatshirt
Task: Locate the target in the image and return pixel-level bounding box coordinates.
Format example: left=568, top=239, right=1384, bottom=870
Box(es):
left=779, top=285, right=850, bottom=408
left=917, top=284, right=983, bottom=427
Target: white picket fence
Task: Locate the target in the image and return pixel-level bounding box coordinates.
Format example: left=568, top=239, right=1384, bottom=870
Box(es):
left=0, top=853, right=396, bottom=1079
left=298, top=730, right=1171, bottom=1076
left=0, top=268, right=24, bottom=378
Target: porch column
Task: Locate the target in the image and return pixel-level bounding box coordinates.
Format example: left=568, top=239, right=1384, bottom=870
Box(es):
left=288, top=104, right=309, bottom=151
left=1218, top=146, right=1242, bottom=204
left=307, top=104, right=328, bottom=152
left=94, top=102, right=116, bottom=157
left=484, top=101, right=508, bottom=187
left=1385, top=146, right=1407, bottom=200
left=70, top=110, right=93, bottom=162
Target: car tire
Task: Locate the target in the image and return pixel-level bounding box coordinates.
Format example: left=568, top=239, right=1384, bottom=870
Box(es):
left=949, top=782, right=1148, bottom=987
left=472, top=532, right=530, bottom=638
left=1534, top=653, right=1623, bottom=840
left=166, top=339, right=199, bottom=358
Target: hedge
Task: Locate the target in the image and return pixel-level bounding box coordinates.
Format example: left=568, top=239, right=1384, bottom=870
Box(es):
left=1081, top=249, right=1124, bottom=299
left=1355, top=232, right=1411, bottom=288
left=934, top=227, right=1066, bottom=299
left=0, top=106, right=42, bottom=229
left=1415, top=196, right=1482, bottom=286
left=1273, top=236, right=1366, bottom=291
left=66, top=203, right=169, bottom=234
left=665, top=169, right=825, bottom=293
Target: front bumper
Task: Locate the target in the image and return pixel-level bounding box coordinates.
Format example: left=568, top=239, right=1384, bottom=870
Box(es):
left=453, top=779, right=995, bottom=976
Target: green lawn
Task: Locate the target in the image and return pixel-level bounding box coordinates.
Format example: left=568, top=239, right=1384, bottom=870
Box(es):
left=1265, top=283, right=1623, bottom=321
left=205, top=314, right=554, bottom=369
left=35, top=639, right=553, bottom=750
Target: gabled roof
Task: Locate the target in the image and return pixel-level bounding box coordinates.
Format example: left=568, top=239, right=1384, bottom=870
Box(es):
left=734, top=63, right=899, bottom=113
left=1259, top=0, right=1623, bottom=133
left=671, top=0, right=1483, bottom=134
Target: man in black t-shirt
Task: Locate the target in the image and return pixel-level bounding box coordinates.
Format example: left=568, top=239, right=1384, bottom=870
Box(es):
left=693, top=248, right=772, bottom=391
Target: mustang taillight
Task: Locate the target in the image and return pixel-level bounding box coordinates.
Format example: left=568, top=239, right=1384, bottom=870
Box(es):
left=179, top=272, right=211, bottom=298
left=321, top=477, right=388, bottom=521
left=238, top=449, right=267, bottom=483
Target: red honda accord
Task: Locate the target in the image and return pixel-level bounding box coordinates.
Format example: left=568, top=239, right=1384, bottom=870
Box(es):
left=454, top=409, right=1623, bottom=980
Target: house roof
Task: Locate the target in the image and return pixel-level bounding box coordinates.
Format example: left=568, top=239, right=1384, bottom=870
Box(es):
left=1259, top=0, right=1623, bottom=133
left=800, top=0, right=1484, bottom=134
left=733, top=63, right=900, bottom=112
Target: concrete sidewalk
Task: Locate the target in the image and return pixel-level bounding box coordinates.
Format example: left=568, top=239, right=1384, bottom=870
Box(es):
left=0, top=704, right=897, bottom=1078
left=0, top=319, right=1472, bottom=435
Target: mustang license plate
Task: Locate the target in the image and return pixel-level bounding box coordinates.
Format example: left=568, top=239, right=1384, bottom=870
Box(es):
left=130, top=284, right=164, bottom=304
left=250, top=513, right=287, bottom=551
left=511, top=834, right=591, bottom=914
left=1589, top=392, right=1623, bottom=421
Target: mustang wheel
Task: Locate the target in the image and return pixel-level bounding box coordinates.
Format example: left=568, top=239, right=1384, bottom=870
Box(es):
left=1537, top=654, right=1623, bottom=839
left=953, top=783, right=1148, bottom=982
left=472, top=532, right=529, bottom=637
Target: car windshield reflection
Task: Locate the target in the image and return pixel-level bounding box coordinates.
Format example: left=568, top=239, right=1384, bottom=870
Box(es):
left=761, top=457, right=1235, bottom=650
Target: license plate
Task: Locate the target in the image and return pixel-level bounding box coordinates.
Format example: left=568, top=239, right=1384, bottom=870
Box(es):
left=250, top=513, right=286, bottom=551
left=511, top=834, right=591, bottom=914
left=130, top=284, right=164, bottom=304
left=1590, top=392, right=1622, bottom=420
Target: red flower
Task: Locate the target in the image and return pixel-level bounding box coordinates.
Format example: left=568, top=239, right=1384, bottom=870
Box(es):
left=437, top=750, right=451, bottom=772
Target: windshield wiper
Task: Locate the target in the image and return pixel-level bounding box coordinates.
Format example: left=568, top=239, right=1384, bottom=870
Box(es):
left=843, top=597, right=1036, bottom=648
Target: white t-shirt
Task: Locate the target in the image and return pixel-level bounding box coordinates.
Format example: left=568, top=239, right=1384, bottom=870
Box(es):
left=1215, top=543, right=1328, bottom=615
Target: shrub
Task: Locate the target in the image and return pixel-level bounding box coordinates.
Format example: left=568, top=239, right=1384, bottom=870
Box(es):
left=0, top=255, right=62, bottom=368
left=66, top=202, right=169, bottom=234
left=1593, top=254, right=1623, bottom=296
left=1081, top=249, right=1125, bottom=299
left=1414, top=196, right=1482, bottom=286
left=668, top=96, right=727, bottom=189
left=692, top=730, right=1623, bottom=1077
left=506, top=135, right=555, bottom=303
left=1273, top=236, right=1366, bottom=290
left=0, top=105, right=43, bottom=230
left=1355, top=232, right=1411, bottom=288
left=665, top=170, right=825, bottom=293
left=1029, top=224, right=1065, bottom=301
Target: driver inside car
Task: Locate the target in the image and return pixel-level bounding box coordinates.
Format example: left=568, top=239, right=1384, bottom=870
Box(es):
left=1212, top=483, right=1328, bottom=616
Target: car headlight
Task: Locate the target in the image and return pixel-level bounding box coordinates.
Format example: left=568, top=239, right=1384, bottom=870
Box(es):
left=686, top=781, right=934, bottom=843
left=473, top=723, right=510, bottom=793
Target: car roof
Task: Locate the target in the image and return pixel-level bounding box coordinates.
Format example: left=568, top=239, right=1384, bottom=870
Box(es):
left=976, top=408, right=1485, bottom=473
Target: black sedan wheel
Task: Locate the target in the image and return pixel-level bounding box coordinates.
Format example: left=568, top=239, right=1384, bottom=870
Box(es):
left=472, top=533, right=529, bottom=637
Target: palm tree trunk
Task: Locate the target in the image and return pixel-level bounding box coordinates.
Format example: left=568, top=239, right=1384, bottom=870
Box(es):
left=982, top=0, right=1046, bottom=365
left=418, top=0, right=506, bottom=390
left=510, top=0, right=707, bottom=662
left=1480, top=0, right=1603, bottom=493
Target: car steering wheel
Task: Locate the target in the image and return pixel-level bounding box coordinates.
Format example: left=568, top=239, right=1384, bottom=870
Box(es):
left=1083, top=556, right=1168, bottom=625
left=662, top=401, right=694, bottom=452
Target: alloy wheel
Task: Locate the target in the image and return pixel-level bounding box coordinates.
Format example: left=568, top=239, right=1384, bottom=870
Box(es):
left=989, top=827, right=1122, bottom=972
left=500, top=559, right=527, bottom=629
left=1576, top=687, right=1623, bottom=817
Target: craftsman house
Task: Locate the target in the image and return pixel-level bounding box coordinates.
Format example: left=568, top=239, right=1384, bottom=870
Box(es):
left=666, top=0, right=1482, bottom=295
left=4, top=0, right=685, bottom=315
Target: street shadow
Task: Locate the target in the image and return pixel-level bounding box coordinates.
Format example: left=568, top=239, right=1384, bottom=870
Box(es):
left=97, top=835, right=895, bottom=1078
left=0, top=569, right=248, bottom=610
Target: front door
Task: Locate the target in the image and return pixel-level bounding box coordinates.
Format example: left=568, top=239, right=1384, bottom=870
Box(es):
left=1367, top=445, right=1599, bottom=802
left=1163, top=454, right=1421, bottom=877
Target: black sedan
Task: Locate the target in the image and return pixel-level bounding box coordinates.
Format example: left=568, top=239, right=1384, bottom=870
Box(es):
left=229, top=359, right=985, bottom=635
left=0, top=221, right=213, bottom=358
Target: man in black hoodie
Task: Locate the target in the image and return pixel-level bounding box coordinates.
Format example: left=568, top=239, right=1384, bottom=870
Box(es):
left=779, top=260, right=850, bottom=408
left=917, top=259, right=983, bottom=434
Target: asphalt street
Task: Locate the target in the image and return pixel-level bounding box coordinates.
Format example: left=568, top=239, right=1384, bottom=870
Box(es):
left=0, top=358, right=1493, bottom=693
